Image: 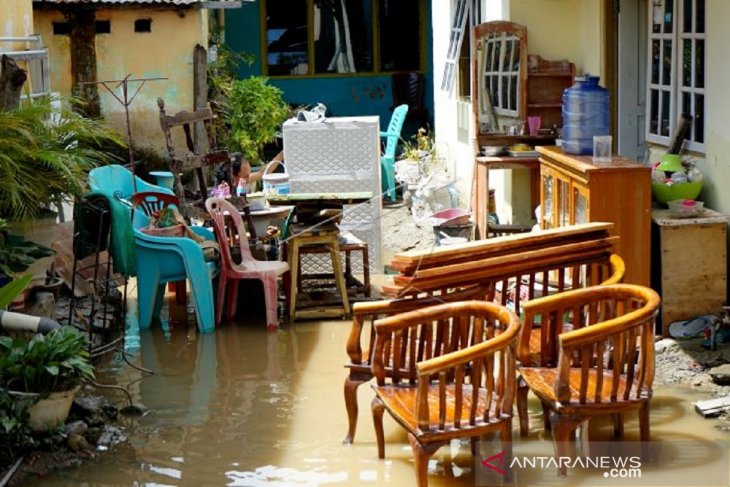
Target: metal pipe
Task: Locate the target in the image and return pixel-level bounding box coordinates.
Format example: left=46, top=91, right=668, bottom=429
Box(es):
left=0, top=35, right=40, bottom=42
left=0, top=310, right=61, bottom=334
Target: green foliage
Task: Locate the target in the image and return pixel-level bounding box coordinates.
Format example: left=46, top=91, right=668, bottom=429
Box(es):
left=0, top=96, right=125, bottom=221
left=226, top=77, right=289, bottom=164
left=0, top=218, right=55, bottom=276
left=401, top=127, right=437, bottom=161
left=0, top=327, right=95, bottom=396
left=0, top=389, right=36, bottom=468
left=0, top=274, right=32, bottom=309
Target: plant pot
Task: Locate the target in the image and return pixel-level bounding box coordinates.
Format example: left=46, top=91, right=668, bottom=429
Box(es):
left=23, top=386, right=80, bottom=432
left=36, top=276, right=64, bottom=299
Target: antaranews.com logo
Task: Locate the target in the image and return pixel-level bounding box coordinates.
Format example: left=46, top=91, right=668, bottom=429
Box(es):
left=481, top=451, right=642, bottom=478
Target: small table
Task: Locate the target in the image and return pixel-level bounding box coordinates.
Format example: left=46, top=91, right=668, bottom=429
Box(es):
left=268, top=192, right=373, bottom=321
left=472, top=155, right=540, bottom=240
left=651, top=207, right=728, bottom=336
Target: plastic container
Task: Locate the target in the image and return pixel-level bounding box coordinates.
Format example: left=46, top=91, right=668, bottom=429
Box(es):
left=651, top=180, right=703, bottom=204
left=668, top=199, right=704, bottom=218
left=149, top=171, right=175, bottom=190
left=433, top=222, right=474, bottom=246
left=562, top=75, right=610, bottom=155
left=262, top=163, right=290, bottom=196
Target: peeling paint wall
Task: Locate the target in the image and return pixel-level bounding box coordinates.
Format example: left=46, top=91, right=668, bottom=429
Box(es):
left=34, top=7, right=208, bottom=154
left=1, top=0, right=34, bottom=51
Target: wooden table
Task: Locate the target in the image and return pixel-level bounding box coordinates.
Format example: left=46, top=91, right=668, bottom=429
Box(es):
left=472, top=155, right=540, bottom=240
left=651, top=207, right=728, bottom=337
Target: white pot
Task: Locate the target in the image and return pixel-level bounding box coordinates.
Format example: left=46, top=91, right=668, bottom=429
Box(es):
left=25, top=385, right=80, bottom=432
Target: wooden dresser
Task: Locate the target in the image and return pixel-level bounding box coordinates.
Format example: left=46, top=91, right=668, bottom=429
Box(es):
left=537, top=146, right=651, bottom=285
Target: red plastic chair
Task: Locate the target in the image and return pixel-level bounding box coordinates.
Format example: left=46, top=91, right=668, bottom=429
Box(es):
left=205, top=197, right=289, bottom=331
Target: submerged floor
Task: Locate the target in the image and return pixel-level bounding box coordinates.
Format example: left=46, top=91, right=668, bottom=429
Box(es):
left=31, top=302, right=730, bottom=487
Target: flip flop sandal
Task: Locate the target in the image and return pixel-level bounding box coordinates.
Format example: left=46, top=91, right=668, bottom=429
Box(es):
left=668, top=314, right=716, bottom=339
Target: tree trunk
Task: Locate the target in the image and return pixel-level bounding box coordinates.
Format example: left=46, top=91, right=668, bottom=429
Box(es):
left=0, top=55, right=28, bottom=111
left=66, top=7, right=100, bottom=118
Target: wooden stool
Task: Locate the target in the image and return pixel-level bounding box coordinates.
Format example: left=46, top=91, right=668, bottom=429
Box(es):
left=296, top=232, right=370, bottom=297
left=288, top=223, right=351, bottom=321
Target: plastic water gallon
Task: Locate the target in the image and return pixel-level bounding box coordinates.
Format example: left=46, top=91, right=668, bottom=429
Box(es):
left=562, top=75, right=610, bottom=155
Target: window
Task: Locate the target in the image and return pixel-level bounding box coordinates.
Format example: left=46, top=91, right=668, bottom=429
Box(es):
left=482, top=32, right=521, bottom=117
left=646, top=0, right=705, bottom=151
left=95, top=20, right=111, bottom=34
left=53, top=22, right=71, bottom=35
left=457, top=0, right=483, bottom=98
left=264, top=0, right=422, bottom=76
left=135, top=19, right=152, bottom=33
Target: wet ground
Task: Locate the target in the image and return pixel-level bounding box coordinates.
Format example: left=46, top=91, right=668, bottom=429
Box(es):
left=28, top=297, right=730, bottom=487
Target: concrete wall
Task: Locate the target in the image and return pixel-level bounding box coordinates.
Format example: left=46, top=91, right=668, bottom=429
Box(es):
left=34, top=7, right=208, bottom=153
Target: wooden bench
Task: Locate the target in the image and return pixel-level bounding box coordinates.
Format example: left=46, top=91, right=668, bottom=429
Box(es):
left=343, top=223, right=626, bottom=444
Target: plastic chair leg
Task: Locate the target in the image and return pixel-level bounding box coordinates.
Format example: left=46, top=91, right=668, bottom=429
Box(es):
left=261, top=273, right=279, bottom=331
left=188, top=273, right=215, bottom=333
left=216, top=275, right=227, bottom=325
left=382, top=162, right=396, bottom=201
left=137, top=273, right=161, bottom=330
left=153, top=283, right=166, bottom=319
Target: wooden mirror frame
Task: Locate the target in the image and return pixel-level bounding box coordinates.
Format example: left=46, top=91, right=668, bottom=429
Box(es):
left=471, top=21, right=528, bottom=135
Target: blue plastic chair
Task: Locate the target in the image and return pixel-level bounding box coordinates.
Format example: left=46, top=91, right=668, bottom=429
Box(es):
left=381, top=104, right=409, bottom=201
left=88, top=165, right=217, bottom=333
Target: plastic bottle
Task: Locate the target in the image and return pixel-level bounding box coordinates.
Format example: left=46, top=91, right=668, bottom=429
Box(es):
left=236, top=178, right=246, bottom=198
left=562, top=75, right=610, bottom=155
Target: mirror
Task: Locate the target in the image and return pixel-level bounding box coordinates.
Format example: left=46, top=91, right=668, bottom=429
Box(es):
left=472, top=21, right=527, bottom=134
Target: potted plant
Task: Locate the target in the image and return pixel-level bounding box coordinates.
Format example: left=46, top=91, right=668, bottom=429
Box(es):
left=0, top=327, right=95, bottom=431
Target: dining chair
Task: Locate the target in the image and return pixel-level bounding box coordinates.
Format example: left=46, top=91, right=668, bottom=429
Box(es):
left=371, top=300, right=520, bottom=487
left=381, top=104, right=408, bottom=201
left=205, top=197, right=289, bottom=331
left=517, top=284, right=660, bottom=476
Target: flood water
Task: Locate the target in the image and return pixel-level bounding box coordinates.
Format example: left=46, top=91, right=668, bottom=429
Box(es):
left=31, top=302, right=730, bottom=487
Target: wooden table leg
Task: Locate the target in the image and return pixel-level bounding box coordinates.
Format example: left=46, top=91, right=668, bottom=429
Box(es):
left=288, top=238, right=300, bottom=322
left=329, top=239, right=351, bottom=316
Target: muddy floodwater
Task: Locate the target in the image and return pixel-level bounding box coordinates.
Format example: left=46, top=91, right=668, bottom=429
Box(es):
left=31, top=311, right=730, bottom=487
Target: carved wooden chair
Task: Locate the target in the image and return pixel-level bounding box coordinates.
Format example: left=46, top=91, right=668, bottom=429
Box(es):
left=342, top=284, right=489, bottom=444
left=517, top=284, right=661, bottom=476
left=371, top=300, right=520, bottom=487
left=157, top=98, right=230, bottom=214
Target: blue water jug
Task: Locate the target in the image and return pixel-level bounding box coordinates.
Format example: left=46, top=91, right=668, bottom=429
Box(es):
left=562, top=75, right=609, bottom=155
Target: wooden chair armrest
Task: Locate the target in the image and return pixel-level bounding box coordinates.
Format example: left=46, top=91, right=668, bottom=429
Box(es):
left=601, top=253, right=626, bottom=285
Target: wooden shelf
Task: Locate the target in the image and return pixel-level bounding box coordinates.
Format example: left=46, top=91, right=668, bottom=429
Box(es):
left=528, top=72, right=574, bottom=78
left=527, top=55, right=574, bottom=129
left=528, top=103, right=563, bottom=108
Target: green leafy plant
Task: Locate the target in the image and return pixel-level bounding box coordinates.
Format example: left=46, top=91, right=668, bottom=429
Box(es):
left=0, top=273, right=33, bottom=309
left=0, top=389, right=36, bottom=467
left=0, top=218, right=55, bottom=276
left=225, top=76, right=288, bottom=164
left=0, top=96, right=124, bottom=221
left=0, top=327, right=95, bottom=397
left=401, top=127, right=437, bottom=161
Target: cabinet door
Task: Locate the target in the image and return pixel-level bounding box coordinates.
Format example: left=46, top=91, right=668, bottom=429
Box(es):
left=557, top=174, right=572, bottom=227
left=540, top=168, right=556, bottom=229
left=573, top=183, right=589, bottom=224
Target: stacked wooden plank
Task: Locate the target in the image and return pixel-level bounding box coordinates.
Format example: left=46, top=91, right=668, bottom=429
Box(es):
left=384, top=223, right=620, bottom=300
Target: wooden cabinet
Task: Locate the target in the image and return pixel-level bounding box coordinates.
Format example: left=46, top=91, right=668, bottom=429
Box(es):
left=651, top=208, right=727, bottom=337
left=526, top=55, right=575, bottom=130
left=537, top=146, right=652, bottom=285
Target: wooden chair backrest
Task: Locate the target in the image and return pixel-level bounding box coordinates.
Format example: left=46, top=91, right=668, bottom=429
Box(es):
left=521, top=284, right=660, bottom=404
left=158, top=97, right=230, bottom=205
left=372, top=301, right=520, bottom=429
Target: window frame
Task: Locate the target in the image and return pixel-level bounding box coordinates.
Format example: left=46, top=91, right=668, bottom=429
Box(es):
left=260, top=0, right=426, bottom=78
left=645, top=0, right=706, bottom=153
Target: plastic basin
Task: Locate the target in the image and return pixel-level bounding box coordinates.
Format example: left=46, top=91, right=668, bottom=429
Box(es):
left=651, top=180, right=703, bottom=204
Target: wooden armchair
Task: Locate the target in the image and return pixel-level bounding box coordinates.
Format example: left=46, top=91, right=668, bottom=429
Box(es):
left=370, top=301, right=520, bottom=487
left=343, top=284, right=489, bottom=444
left=517, top=284, right=660, bottom=476
left=343, top=223, right=625, bottom=445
